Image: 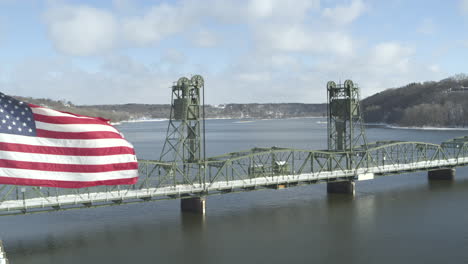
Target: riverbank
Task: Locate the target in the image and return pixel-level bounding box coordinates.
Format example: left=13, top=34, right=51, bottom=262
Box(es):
left=111, top=116, right=325, bottom=125
left=367, top=123, right=468, bottom=131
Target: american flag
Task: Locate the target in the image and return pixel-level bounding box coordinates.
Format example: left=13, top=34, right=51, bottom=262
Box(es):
left=0, top=92, right=138, bottom=188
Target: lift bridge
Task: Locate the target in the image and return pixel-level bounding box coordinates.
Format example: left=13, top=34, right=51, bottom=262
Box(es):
left=0, top=76, right=466, bottom=216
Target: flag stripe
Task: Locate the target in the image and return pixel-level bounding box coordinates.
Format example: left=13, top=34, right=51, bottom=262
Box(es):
left=0, top=176, right=138, bottom=188
left=0, top=143, right=135, bottom=156
left=35, top=121, right=119, bottom=133
left=36, top=129, right=123, bottom=139
left=0, top=159, right=138, bottom=173
left=0, top=167, right=138, bottom=181
left=0, top=151, right=137, bottom=165
left=34, top=114, right=113, bottom=126
left=0, top=133, right=133, bottom=148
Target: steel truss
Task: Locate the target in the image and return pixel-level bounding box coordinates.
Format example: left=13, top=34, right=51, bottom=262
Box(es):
left=0, top=140, right=465, bottom=215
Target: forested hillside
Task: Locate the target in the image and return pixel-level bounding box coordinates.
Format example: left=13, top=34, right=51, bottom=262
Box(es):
left=362, top=74, right=468, bottom=127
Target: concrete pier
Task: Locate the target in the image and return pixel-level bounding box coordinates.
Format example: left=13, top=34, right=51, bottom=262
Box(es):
left=428, top=168, right=455, bottom=181
left=181, top=196, right=206, bottom=214
left=327, top=181, right=355, bottom=195
left=0, top=240, right=9, bottom=264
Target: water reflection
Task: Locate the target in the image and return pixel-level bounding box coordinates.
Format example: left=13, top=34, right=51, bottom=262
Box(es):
left=427, top=178, right=455, bottom=190
left=6, top=177, right=468, bottom=264
left=180, top=212, right=206, bottom=232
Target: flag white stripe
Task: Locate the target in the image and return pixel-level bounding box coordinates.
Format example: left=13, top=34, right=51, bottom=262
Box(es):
left=0, top=151, right=136, bottom=165
left=0, top=167, right=137, bottom=182
left=0, top=134, right=134, bottom=149
left=31, top=107, right=94, bottom=119
left=35, top=121, right=120, bottom=134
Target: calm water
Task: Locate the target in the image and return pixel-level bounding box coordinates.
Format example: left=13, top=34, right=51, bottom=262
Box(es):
left=2, top=118, right=468, bottom=264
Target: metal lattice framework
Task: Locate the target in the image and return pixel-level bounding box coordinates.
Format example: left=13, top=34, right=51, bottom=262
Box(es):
left=0, top=78, right=467, bottom=216
left=159, top=75, right=205, bottom=186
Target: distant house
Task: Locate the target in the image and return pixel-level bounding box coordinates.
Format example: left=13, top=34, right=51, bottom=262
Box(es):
left=446, top=86, right=468, bottom=93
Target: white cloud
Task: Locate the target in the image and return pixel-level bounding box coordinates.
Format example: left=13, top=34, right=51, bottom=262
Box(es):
left=322, top=0, right=367, bottom=26
left=429, top=64, right=441, bottom=73
left=269, top=54, right=300, bottom=69
left=259, top=25, right=312, bottom=52
left=112, top=0, right=135, bottom=13
left=43, top=0, right=322, bottom=55
left=248, top=0, right=275, bottom=18
left=43, top=2, right=197, bottom=54
left=370, top=42, right=412, bottom=70
left=44, top=5, right=118, bottom=56
left=192, top=30, right=220, bottom=48
left=256, top=24, right=355, bottom=57
left=237, top=72, right=271, bottom=82
left=122, top=3, right=195, bottom=46
left=247, top=0, right=319, bottom=21
left=161, top=49, right=187, bottom=65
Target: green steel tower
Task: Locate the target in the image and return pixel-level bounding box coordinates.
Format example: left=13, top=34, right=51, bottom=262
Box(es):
left=327, top=80, right=367, bottom=154
left=160, top=75, right=205, bottom=184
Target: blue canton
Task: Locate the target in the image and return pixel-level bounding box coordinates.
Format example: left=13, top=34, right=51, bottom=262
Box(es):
left=0, top=93, right=36, bottom=136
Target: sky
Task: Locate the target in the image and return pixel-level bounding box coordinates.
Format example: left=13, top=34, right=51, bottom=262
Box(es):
left=0, top=0, right=467, bottom=105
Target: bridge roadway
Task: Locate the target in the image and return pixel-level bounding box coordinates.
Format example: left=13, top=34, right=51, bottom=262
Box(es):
left=0, top=141, right=465, bottom=215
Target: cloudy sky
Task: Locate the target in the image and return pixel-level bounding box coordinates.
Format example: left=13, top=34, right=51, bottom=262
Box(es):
left=0, top=0, right=467, bottom=105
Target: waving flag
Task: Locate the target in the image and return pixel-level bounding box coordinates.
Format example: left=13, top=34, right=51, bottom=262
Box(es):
left=0, top=93, right=138, bottom=188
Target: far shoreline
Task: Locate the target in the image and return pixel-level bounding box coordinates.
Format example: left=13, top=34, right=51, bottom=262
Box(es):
left=366, top=123, right=468, bottom=131
left=111, top=116, right=326, bottom=125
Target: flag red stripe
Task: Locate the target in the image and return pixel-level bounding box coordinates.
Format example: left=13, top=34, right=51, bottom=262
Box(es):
left=36, top=129, right=123, bottom=139
left=0, top=142, right=135, bottom=156
left=0, top=159, right=138, bottom=173
left=33, top=114, right=113, bottom=126
left=0, top=176, right=138, bottom=188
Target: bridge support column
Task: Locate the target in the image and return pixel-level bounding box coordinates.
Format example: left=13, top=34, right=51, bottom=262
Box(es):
left=181, top=196, right=206, bottom=215
left=428, top=169, right=455, bottom=181
left=0, top=240, right=9, bottom=264
left=327, top=181, right=355, bottom=195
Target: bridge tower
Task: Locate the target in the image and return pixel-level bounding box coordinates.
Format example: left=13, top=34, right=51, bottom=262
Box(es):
left=159, top=75, right=207, bottom=214
left=160, top=75, right=205, bottom=180
left=326, top=80, right=367, bottom=195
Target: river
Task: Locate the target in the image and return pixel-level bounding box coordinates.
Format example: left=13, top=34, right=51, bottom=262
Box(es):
left=1, top=118, right=468, bottom=264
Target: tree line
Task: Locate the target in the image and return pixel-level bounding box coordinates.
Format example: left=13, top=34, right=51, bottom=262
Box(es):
left=362, top=74, right=468, bottom=127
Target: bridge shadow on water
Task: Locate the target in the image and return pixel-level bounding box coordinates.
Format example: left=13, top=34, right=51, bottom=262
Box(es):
left=4, top=174, right=468, bottom=264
